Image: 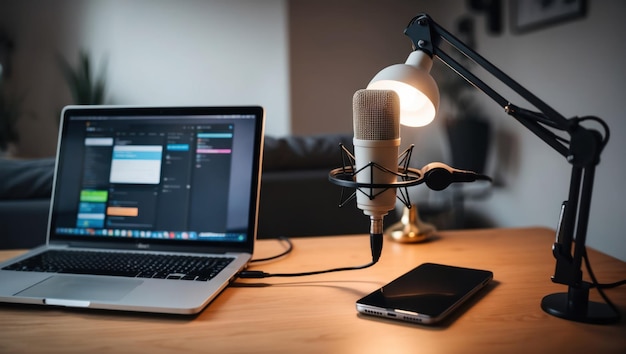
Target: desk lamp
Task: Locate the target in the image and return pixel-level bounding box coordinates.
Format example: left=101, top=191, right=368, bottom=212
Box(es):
left=368, top=13, right=617, bottom=324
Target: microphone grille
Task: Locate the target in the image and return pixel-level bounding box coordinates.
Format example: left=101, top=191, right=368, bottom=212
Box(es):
left=353, top=89, right=400, bottom=140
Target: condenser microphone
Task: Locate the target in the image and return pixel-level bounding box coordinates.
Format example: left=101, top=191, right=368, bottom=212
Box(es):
left=352, top=89, right=401, bottom=244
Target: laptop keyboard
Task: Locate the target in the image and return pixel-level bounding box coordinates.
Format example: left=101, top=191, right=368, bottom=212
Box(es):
left=2, top=250, right=234, bottom=281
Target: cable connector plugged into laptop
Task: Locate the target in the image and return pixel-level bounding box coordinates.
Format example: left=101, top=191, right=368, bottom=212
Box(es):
left=238, top=270, right=270, bottom=279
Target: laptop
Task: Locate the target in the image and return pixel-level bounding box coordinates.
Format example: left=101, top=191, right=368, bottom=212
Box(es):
left=0, top=105, right=265, bottom=315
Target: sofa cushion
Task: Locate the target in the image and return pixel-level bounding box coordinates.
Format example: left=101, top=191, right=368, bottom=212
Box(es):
left=0, top=158, right=55, bottom=200
left=263, top=133, right=353, bottom=171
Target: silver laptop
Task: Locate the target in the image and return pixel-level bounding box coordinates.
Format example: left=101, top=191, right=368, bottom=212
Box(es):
left=0, top=105, right=264, bottom=314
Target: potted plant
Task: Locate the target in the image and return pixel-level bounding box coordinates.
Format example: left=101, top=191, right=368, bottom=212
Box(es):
left=58, top=51, right=107, bottom=105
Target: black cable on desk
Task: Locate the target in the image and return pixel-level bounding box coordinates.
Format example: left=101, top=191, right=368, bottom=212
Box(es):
left=238, top=233, right=383, bottom=279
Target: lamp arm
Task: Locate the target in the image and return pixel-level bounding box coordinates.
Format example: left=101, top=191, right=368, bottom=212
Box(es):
left=435, top=47, right=571, bottom=157
left=405, top=14, right=572, bottom=157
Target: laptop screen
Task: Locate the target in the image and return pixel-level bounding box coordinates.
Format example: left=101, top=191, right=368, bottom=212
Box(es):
left=49, top=106, right=264, bottom=251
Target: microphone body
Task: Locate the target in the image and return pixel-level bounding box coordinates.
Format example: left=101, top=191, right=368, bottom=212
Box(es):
left=352, top=89, right=401, bottom=230
left=353, top=139, right=400, bottom=217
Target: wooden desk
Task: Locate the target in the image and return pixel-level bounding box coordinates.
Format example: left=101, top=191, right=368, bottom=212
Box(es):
left=0, top=227, right=624, bottom=353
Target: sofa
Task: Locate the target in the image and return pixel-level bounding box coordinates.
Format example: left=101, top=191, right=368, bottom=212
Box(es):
left=0, top=158, right=54, bottom=249
left=1, top=134, right=407, bottom=249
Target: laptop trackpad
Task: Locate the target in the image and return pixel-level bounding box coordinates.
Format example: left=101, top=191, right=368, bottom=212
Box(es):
left=17, top=275, right=143, bottom=302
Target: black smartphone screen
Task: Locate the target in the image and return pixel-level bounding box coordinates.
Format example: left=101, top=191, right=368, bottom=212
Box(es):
left=356, top=263, right=493, bottom=324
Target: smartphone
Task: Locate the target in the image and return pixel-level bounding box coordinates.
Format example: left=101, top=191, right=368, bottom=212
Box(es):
left=356, top=263, right=493, bottom=325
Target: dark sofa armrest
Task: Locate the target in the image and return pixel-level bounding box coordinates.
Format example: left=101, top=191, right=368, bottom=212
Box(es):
left=0, top=199, right=50, bottom=249
left=0, top=158, right=55, bottom=200
left=0, top=158, right=54, bottom=249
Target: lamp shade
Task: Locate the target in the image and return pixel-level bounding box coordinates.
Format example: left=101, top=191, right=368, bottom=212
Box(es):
left=367, top=51, right=439, bottom=127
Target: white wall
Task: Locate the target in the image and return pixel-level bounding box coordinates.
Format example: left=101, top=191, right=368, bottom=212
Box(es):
left=2, top=0, right=289, bottom=157
left=79, top=0, right=289, bottom=134
left=2, top=0, right=625, bottom=261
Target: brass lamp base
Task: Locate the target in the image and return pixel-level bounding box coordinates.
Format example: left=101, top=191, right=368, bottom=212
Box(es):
left=385, top=204, right=435, bottom=243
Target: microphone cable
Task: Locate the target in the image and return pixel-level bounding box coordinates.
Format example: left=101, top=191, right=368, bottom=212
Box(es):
left=248, top=236, right=294, bottom=263
left=237, top=233, right=383, bottom=279
left=582, top=247, right=624, bottom=321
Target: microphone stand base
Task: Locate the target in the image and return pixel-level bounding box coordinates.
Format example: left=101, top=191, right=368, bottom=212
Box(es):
left=541, top=292, right=620, bottom=325
left=385, top=205, right=435, bottom=243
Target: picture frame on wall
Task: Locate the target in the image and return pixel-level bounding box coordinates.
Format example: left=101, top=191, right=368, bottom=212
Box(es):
left=512, top=0, right=586, bottom=33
